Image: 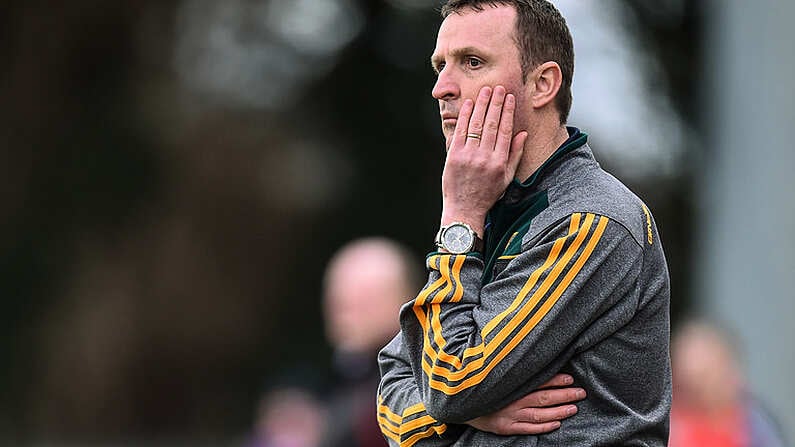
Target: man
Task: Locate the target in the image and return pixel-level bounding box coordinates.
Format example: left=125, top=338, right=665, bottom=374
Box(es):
left=377, top=1, right=671, bottom=446
left=321, top=237, right=422, bottom=446
left=669, top=320, right=786, bottom=447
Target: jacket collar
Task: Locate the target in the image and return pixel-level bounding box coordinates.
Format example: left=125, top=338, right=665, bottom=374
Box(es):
left=499, top=126, right=587, bottom=207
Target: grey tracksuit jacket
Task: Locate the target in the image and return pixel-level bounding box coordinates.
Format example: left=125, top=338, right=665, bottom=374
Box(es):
left=377, top=128, right=672, bottom=447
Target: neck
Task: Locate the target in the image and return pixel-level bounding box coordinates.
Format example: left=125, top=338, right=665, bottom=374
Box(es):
left=514, top=119, right=570, bottom=182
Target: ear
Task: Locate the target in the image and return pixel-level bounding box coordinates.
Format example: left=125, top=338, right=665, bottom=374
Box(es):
left=530, top=61, right=563, bottom=110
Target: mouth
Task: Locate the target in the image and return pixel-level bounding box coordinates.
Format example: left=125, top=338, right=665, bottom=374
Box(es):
left=441, top=114, right=458, bottom=127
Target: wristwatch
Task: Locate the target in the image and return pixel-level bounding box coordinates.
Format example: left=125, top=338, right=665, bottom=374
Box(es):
left=435, top=222, right=484, bottom=254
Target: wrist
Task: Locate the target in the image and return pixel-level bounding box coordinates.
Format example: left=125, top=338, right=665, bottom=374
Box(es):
left=440, top=211, right=486, bottom=238
left=435, top=222, right=485, bottom=254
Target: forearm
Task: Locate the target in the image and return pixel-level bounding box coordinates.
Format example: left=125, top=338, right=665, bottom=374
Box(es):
left=377, top=335, right=459, bottom=447
left=401, top=253, right=554, bottom=422
left=401, top=214, right=641, bottom=422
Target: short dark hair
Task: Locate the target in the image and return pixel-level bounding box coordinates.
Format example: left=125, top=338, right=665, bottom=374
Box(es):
left=441, top=0, right=574, bottom=124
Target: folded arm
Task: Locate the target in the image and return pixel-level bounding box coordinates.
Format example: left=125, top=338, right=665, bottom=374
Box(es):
left=378, top=324, right=587, bottom=446
left=400, top=213, right=642, bottom=422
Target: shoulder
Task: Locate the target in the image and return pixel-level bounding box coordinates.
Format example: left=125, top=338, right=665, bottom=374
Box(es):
left=531, top=146, right=657, bottom=249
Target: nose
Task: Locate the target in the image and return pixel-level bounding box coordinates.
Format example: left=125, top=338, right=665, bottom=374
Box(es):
left=432, top=67, right=459, bottom=101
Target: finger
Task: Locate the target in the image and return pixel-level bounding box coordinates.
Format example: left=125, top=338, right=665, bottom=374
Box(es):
left=478, top=85, right=506, bottom=150
left=507, top=420, right=562, bottom=436
left=516, top=387, right=587, bottom=408
left=538, top=373, right=574, bottom=389
left=494, top=92, right=517, bottom=159
left=451, top=99, right=474, bottom=150
left=466, top=86, right=493, bottom=145
left=506, top=130, right=527, bottom=177
left=518, top=404, right=578, bottom=424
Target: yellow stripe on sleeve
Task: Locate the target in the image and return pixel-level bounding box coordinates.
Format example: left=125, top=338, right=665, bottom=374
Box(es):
left=448, top=255, right=466, bottom=303
left=398, top=414, right=438, bottom=433
left=569, top=212, right=582, bottom=234
left=428, top=255, right=454, bottom=304
left=415, top=256, right=445, bottom=306
left=377, top=409, right=401, bottom=443
left=378, top=400, right=403, bottom=425
left=402, top=402, right=427, bottom=417
left=376, top=396, right=447, bottom=447
left=400, top=424, right=447, bottom=447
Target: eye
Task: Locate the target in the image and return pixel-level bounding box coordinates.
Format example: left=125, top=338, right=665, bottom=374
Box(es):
left=434, top=62, right=446, bottom=75
left=465, top=57, right=482, bottom=69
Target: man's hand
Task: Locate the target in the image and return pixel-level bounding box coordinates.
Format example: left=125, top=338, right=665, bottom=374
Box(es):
left=466, top=374, right=586, bottom=436
left=440, top=85, right=528, bottom=236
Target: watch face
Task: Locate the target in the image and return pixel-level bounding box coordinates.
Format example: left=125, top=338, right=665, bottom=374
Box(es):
left=443, top=224, right=474, bottom=253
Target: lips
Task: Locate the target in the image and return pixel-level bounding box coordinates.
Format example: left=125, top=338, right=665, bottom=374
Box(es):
left=441, top=114, right=458, bottom=126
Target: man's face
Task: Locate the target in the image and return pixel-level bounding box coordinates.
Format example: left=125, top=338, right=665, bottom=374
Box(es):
left=323, top=252, right=404, bottom=354
left=431, top=5, right=530, bottom=149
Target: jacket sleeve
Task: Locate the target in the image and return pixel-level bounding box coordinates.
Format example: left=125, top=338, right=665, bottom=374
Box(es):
left=377, top=334, right=460, bottom=447
left=400, top=212, right=643, bottom=423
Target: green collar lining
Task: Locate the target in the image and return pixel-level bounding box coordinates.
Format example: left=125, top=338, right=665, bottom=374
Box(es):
left=513, top=127, right=587, bottom=190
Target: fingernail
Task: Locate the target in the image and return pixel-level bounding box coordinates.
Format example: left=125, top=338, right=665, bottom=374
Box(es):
left=562, top=374, right=573, bottom=385
left=576, top=389, right=586, bottom=399
left=506, top=94, right=514, bottom=105
left=567, top=405, right=578, bottom=416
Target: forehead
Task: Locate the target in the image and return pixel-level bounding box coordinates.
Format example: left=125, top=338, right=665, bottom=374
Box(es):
left=434, top=5, right=517, bottom=55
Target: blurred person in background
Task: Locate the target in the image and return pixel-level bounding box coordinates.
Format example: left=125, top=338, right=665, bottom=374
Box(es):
left=669, top=319, right=786, bottom=447
left=321, top=237, right=424, bottom=447
left=377, top=0, right=671, bottom=445
left=245, top=386, right=326, bottom=447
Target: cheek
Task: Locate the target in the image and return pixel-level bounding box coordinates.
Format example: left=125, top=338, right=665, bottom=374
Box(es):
left=510, top=94, right=531, bottom=131
left=493, top=76, right=528, bottom=120
left=514, top=104, right=531, bottom=130
left=459, top=82, right=482, bottom=102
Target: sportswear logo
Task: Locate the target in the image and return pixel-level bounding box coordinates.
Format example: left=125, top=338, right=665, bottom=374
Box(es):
left=641, top=204, right=653, bottom=245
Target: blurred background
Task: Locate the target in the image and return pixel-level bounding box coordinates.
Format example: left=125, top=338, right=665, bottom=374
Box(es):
left=0, top=0, right=792, bottom=445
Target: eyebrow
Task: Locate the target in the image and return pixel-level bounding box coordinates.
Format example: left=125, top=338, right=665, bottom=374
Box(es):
left=430, top=46, right=484, bottom=71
